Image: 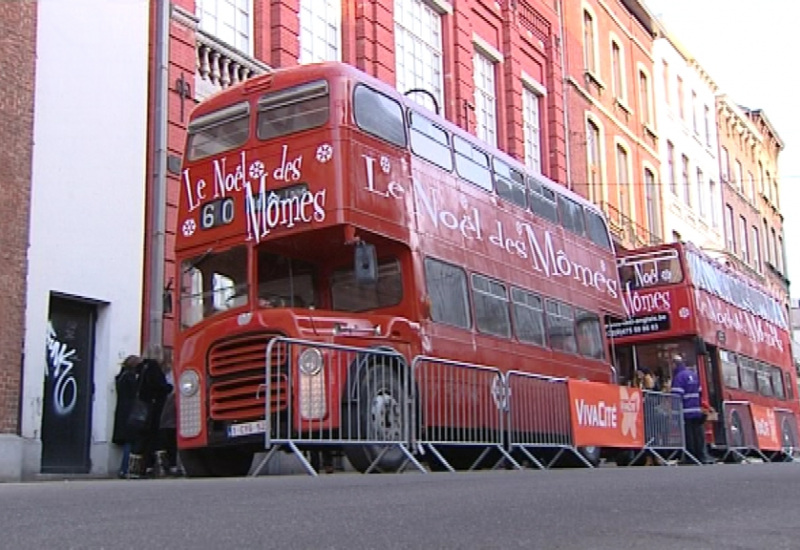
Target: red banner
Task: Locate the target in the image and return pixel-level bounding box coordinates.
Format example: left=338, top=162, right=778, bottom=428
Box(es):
left=749, top=403, right=781, bottom=451
left=567, top=380, right=644, bottom=448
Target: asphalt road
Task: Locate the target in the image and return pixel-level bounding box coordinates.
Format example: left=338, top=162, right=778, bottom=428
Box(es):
left=2, top=463, right=799, bottom=549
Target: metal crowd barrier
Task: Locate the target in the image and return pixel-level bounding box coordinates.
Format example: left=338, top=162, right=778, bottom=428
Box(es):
left=771, top=408, right=799, bottom=463
left=412, top=356, right=519, bottom=472
left=250, top=337, right=425, bottom=477
left=505, top=371, right=591, bottom=469
left=628, top=390, right=698, bottom=466
left=720, top=400, right=766, bottom=462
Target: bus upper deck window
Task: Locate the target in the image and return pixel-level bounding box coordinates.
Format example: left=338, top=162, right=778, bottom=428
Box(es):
left=585, top=209, right=612, bottom=250
left=353, top=84, right=406, bottom=148
left=187, top=102, right=250, bottom=161
left=257, top=80, right=329, bottom=141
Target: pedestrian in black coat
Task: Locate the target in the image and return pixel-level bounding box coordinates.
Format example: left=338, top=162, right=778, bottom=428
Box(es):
left=112, top=355, right=141, bottom=478
left=128, top=358, right=173, bottom=477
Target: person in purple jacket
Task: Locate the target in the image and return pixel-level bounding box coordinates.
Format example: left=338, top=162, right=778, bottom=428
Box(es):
left=671, top=354, right=712, bottom=464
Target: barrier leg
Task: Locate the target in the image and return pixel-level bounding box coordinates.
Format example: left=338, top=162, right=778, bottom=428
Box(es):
left=250, top=445, right=281, bottom=477
left=513, top=446, right=545, bottom=470
left=491, top=447, right=522, bottom=471
left=287, top=441, right=318, bottom=477
left=425, top=445, right=455, bottom=473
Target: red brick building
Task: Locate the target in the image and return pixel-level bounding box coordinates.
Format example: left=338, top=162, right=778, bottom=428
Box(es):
left=561, top=0, right=660, bottom=250
left=143, top=0, right=571, bottom=352
left=0, top=1, right=37, bottom=438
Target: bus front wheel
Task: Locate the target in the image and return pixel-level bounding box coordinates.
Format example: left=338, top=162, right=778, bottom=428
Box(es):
left=343, top=366, right=410, bottom=473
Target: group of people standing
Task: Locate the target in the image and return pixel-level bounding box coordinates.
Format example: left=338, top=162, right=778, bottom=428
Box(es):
left=112, top=354, right=179, bottom=478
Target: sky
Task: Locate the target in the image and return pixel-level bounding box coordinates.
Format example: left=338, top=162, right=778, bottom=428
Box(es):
left=643, top=0, right=799, bottom=300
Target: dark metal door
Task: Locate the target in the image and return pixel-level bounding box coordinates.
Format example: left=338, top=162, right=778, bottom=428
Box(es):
left=41, top=296, right=96, bottom=473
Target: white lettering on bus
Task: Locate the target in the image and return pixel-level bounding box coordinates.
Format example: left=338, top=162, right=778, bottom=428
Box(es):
left=695, top=290, right=783, bottom=352
left=412, top=177, right=483, bottom=241
left=575, top=399, right=618, bottom=428
left=244, top=173, right=326, bottom=244
left=621, top=281, right=671, bottom=318
left=213, top=151, right=246, bottom=198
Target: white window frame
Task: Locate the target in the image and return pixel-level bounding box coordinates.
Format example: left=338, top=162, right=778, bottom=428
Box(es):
left=585, top=113, right=607, bottom=205
left=582, top=4, right=599, bottom=75
left=472, top=36, right=501, bottom=148
left=394, top=0, right=449, bottom=112
left=196, top=0, right=253, bottom=55
left=299, top=0, right=341, bottom=64
left=614, top=138, right=633, bottom=221
left=637, top=63, right=654, bottom=128
left=609, top=34, right=627, bottom=104
left=521, top=72, right=546, bottom=174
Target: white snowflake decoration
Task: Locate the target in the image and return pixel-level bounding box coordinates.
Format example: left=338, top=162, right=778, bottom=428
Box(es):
left=380, top=156, right=391, bottom=174
left=249, top=160, right=265, bottom=180
left=316, top=143, right=333, bottom=163
left=182, top=219, right=196, bottom=237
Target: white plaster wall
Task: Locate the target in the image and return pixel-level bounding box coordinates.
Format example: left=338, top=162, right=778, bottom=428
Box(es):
left=21, top=0, right=149, bottom=476
left=653, top=37, right=723, bottom=250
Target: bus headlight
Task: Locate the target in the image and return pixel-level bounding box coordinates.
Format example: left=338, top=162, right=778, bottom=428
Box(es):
left=179, top=369, right=200, bottom=397
left=298, top=348, right=323, bottom=376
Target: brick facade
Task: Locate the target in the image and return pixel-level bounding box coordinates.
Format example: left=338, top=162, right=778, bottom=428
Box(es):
left=562, top=0, right=659, bottom=250
left=0, top=1, right=37, bottom=434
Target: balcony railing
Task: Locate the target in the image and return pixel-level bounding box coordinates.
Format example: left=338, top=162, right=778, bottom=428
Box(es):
left=195, top=29, right=270, bottom=97
left=600, top=201, right=662, bottom=250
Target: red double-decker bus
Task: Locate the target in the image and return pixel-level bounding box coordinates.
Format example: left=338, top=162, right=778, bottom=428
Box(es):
left=173, top=62, right=626, bottom=475
left=610, top=242, right=799, bottom=454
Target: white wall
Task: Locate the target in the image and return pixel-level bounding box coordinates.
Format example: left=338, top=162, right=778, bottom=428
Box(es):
left=653, top=36, right=723, bottom=250
left=21, top=0, right=149, bottom=476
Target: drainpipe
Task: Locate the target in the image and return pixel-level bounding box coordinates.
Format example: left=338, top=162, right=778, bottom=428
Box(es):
left=148, top=0, right=170, bottom=356
left=556, top=0, right=572, bottom=190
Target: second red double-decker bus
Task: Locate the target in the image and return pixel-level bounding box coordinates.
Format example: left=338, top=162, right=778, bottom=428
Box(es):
left=609, top=241, right=798, bottom=456
left=174, top=62, right=626, bottom=475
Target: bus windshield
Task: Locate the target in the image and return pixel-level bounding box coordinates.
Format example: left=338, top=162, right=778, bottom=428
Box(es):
left=181, top=246, right=249, bottom=329
left=618, top=248, right=683, bottom=290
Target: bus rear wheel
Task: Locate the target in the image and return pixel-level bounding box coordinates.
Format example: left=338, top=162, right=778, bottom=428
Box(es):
left=344, top=366, right=410, bottom=473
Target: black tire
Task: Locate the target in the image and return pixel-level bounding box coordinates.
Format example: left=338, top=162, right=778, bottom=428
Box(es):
left=577, top=446, right=601, bottom=467
left=179, top=447, right=254, bottom=477
left=343, top=366, right=409, bottom=473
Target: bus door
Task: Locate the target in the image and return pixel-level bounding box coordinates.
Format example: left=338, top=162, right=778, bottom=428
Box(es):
left=700, top=343, right=725, bottom=446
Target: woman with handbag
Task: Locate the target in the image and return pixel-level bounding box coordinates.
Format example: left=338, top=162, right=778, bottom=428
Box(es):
left=128, top=357, right=173, bottom=478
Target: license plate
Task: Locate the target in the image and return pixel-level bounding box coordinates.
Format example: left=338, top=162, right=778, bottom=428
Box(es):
left=227, top=420, right=266, bottom=438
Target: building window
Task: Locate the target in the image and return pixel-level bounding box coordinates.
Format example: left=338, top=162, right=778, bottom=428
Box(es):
left=394, top=0, right=443, bottom=112
left=771, top=228, right=778, bottom=269
left=764, top=219, right=771, bottom=264
left=616, top=144, right=630, bottom=219
left=691, top=91, right=698, bottom=134
left=522, top=86, right=542, bottom=173
left=473, top=51, right=497, bottom=147
left=583, top=10, right=597, bottom=73
left=662, top=60, right=670, bottom=106
left=639, top=70, right=652, bottom=126
left=611, top=40, right=624, bottom=101
left=773, top=180, right=780, bottom=210
left=196, top=0, right=252, bottom=53
left=778, top=235, right=785, bottom=273
left=704, top=105, right=712, bottom=146
left=739, top=215, right=749, bottom=263
left=709, top=180, right=718, bottom=228
left=299, top=0, right=340, bottom=63
left=720, top=146, right=730, bottom=181
left=681, top=155, right=690, bottom=206
left=644, top=168, right=659, bottom=241
left=752, top=225, right=761, bottom=272
left=696, top=168, right=705, bottom=217
left=758, top=161, right=764, bottom=194
left=734, top=159, right=743, bottom=192
left=676, top=76, right=685, bottom=120
left=765, top=170, right=771, bottom=200
left=667, top=141, right=676, bottom=195
left=586, top=118, right=602, bottom=204
left=725, top=204, right=735, bottom=252
left=747, top=171, right=755, bottom=201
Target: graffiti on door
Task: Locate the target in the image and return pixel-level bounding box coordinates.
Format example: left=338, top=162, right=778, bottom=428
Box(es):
left=45, top=320, right=78, bottom=416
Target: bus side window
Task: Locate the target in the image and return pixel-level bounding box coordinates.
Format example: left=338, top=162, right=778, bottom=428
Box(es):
left=575, top=310, right=604, bottom=359
left=471, top=273, right=511, bottom=338
left=353, top=84, right=407, bottom=148
left=453, top=136, right=492, bottom=191
left=545, top=299, right=577, bottom=354
left=423, top=257, right=471, bottom=329
left=510, top=287, right=546, bottom=347
left=558, top=195, right=586, bottom=236
left=493, top=158, right=527, bottom=208
left=528, top=176, right=558, bottom=224
left=408, top=111, right=453, bottom=171
left=585, top=208, right=612, bottom=250
left=257, top=80, right=329, bottom=141
left=771, top=366, right=785, bottom=399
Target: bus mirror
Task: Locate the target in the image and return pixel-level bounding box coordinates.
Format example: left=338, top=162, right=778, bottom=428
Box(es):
left=354, top=242, right=377, bottom=285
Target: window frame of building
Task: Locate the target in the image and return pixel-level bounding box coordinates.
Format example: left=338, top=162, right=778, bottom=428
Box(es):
left=676, top=75, right=685, bottom=120
left=616, top=141, right=631, bottom=219
left=394, top=0, right=446, bottom=112
left=638, top=67, right=653, bottom=128
left=583, top=8, right=599, bottom=75
left=752, top=225, right=761, bottom=272
left=696, top=167, right=705, bottom=217
left=644, top=166, right=660, bottom=241
left=299, top=0, right=341, bottom=64
left=681, top=154, right=691, bottom=207
left=709, top=180, right=718, bottom=228
left=667, top=141, right=676, bottom=195
left=739, top=215, right=749, bottom=263
left=610, top=38, right=626, bottom=103
left=720, top=146, right=730, bottom=181
left=704, top=105, right=712, bottom=146
left=747, top=171, right=755, bottom=201
left=586, top=115, right=603, bottom=204
left=725, top=204, right=735, bottom=252
left=196, top=0, right=253, bottom=54
left=521, top=80, right=543, bottom=173
left=734, top=159, right=743, bottom=192
left=691, top=90, right=698, bottom=134
left=764, top=218, right=772, bottom=264
left=662, top=60, right=670, bottom=107
left=472, top=44, right=499, bottom=147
